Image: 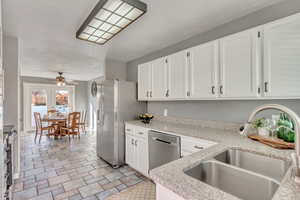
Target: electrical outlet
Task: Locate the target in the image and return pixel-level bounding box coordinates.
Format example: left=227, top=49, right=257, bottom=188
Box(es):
left=163, top=109, right=168, bottom=116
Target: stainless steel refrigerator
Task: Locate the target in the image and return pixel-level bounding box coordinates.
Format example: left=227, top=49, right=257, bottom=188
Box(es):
left=96, top=80, right=146, bottom=168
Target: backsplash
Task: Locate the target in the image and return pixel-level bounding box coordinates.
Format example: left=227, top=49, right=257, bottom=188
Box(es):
left=148, top=100, right=300, bottom=123
left=153, top=115, right=242, bottom=133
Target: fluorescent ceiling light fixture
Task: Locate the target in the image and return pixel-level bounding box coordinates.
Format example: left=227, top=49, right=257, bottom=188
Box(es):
left=76, top=0, right=147, bottom=45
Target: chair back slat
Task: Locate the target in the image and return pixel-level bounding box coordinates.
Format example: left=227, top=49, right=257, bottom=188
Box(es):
left=83, top=110, right=87, bottom=124
left=67, top=112, right=80, bottom=128
left=34, top=112, right=42, bottom=129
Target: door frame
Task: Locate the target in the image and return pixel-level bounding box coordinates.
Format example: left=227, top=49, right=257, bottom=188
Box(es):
left=23, top=82, right=75, bottom=132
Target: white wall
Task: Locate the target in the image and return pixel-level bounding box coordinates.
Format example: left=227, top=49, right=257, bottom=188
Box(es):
left=3, top=35, right=21, bottom=178
left=3, top=36, right=20, bottom=129
left=127, top=0, right=300, bottom=123
left=105, top=59, right=127, bottom=81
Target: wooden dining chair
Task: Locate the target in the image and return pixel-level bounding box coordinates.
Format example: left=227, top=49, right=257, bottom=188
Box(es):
left=78, top=110, right=87, bottom=134
left=60, top=112, right=81, bottom=140
left=34, top=112, right=54, bottom=143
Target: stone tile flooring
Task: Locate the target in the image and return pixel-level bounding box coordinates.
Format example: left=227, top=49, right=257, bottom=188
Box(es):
left=13, top=132, right=147, bottom=200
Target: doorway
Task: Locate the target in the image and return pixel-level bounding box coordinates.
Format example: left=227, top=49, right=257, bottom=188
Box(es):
left=23, top=83, right=75, bottom=132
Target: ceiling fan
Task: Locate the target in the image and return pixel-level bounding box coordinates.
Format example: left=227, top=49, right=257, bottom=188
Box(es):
left=55, top=72, right=78, bottom=86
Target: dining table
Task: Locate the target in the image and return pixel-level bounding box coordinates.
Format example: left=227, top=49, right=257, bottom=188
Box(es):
left=42, top=114, right=67, bottom=139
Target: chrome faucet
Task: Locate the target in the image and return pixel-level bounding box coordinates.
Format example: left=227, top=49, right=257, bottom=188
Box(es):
left=240, top=104, right=300, bottom=183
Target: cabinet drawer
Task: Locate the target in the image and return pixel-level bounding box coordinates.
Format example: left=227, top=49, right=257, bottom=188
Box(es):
left=134, top=127, right=148, bottom=139
left=125, top=124, right=149, bottom=139
left=181, top=136, right=216, bottom=154
left=125, top=124, right=135, bottom=135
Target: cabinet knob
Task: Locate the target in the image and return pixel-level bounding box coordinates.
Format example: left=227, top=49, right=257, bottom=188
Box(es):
left=150, top=91, right=152, bottom=98
left=135, top=140, right=138, bottom=146
left=126, top=129, right=131, bottom=132
left=131, top=139, right=134, bottom=145
left=146, top=91, right=149, bottom=97
left=212, top=86, right=215, bottom=95
left=187, top=91, right=190, bottom=97
left=138, top=132, right=144, bottom=135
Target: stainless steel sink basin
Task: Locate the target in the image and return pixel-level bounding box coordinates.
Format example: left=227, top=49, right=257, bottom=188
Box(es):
left=214, top=149, right=290, bottom=182
left=185, top=161, right=280, bottom=200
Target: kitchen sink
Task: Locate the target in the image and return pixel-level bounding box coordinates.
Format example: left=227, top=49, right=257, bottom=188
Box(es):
left=214, top=149, right=290, bottom=182
left=185, top=161, right=280, bottom=200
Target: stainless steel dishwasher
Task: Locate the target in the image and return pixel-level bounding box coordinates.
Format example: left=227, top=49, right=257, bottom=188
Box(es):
left=149, top=130, right=181, bottom=170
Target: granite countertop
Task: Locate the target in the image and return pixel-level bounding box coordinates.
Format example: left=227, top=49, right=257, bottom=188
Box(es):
left=126, top=119, right=300, bottom=200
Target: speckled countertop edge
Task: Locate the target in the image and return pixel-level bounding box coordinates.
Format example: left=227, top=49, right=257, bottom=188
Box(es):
left=126, top=119, right=300, bottom=200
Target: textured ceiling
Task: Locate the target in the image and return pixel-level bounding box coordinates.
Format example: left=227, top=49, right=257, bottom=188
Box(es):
left=3, top=0, right=285, bottom=80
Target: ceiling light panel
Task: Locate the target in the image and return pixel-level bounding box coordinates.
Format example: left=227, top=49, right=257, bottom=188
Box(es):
left=77, top=0, right=147, bottom=45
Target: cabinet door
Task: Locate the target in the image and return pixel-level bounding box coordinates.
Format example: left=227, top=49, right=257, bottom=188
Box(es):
left=188, top=41, right=219, bottom=99
left=263, top=14, right=300, bottom=98
left=151, top=57, right=168, bottom=99
left=168, top=51, right=188, bottom=99
left=136, top=138, right=148, bottom=175
left=138, top=63, right=152, bottom=101
left=220, top=28, right=260, bottom=98
left=125, top=134, right=135, bottom=167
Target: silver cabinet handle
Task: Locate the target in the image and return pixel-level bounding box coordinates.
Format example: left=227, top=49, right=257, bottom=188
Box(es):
left=194, top=145, right=204, bottom=150
left=264, top=82, right=268, bottom=93
left=126, top=129, right=131, bottom=132
left=131, top=139, right=134, bottom=145
left=212, top=86, right=215, bottom=95
left=166, top=89, right=170, bottom=97
left=150, top=91, right=152, bottom=98
left=138, top=132, right=144, bottom=135
left=220, top=85, right=223, bottom=95
left=146, top=91, right=149, bottom=97
left=135, top=140, right=138, bottom=146
left=187, top=91, right=190, bottom=97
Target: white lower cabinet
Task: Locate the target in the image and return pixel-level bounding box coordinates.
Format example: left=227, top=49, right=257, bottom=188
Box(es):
left=125, top=124, right=149, bottom=176
left=125, top=124, right=217, bottom=177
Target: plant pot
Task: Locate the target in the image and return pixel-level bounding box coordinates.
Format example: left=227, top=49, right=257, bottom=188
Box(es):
left=258, top=127, right=269, bottom=137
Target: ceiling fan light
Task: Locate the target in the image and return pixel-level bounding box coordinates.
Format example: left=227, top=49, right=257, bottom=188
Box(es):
left=76, top=0, right=147, bottom=45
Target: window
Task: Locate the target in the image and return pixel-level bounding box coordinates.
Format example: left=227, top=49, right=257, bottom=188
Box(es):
left=55, top=90, right=70, bottom=114
left=31, top=90, right=47, bottom=127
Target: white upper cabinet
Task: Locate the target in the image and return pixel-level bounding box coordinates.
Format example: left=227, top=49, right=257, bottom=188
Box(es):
left=219, top=28, right=261, bottom=98
left=151, top=57, right=168, bottom=100
left=168, top=51, right=187, bottom=99
left=138, top=62, right=152, bottom=100
left=137, top=13, right=300, bottom=101
left=187, top=41, right=219, bottom=99
left=263, top=13, right=300, bottom=98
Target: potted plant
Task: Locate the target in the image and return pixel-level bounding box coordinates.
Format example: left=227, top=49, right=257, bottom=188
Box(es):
left=252, top=118, right=269, bottom=137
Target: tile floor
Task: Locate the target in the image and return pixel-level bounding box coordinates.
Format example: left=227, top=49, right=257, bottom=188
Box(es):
left=12, top=131, right=147, bottom=200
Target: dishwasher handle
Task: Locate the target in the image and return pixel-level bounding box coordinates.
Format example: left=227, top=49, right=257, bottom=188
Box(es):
left=155, top=138, right=171, bottom=144
left=152, top=137, right=179, bottom=146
